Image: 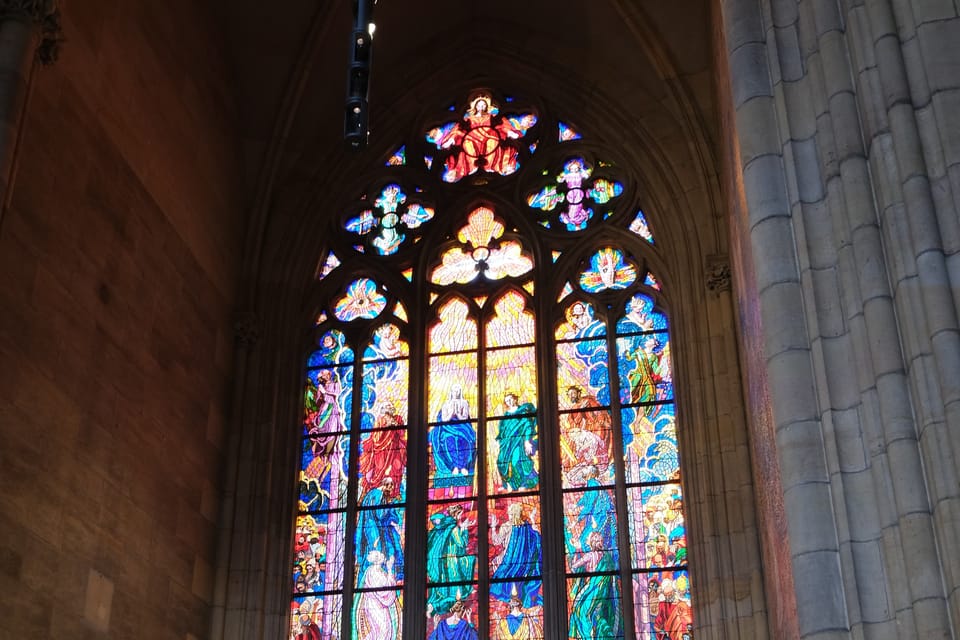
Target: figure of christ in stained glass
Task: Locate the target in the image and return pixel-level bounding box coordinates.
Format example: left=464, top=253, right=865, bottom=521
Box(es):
left=354, top=476, right=405, bottom=589
left=635, top=571, right=692, bottom=640
left=291, top=595, right=342, bottom=640
left=426, top=94, right=536, bottom=183
left=488, top=497, right=542, bottom=608
left=426, top=502, right=478, bottom=618
left=565, top=533, right=624, bottom=640
left=490, top=586, right=544, bottom=640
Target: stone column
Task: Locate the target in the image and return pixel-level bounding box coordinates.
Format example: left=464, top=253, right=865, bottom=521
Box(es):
left=720, top=0, right=960, bottom=636
left=0, top=0, right=60, bottom=233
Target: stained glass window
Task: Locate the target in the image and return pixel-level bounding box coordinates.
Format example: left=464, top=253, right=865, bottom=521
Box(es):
left=293, top=92, right=690, bottom=640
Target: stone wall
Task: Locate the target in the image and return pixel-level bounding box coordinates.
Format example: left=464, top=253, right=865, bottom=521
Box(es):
left=0, top=2, right=244, bottom=638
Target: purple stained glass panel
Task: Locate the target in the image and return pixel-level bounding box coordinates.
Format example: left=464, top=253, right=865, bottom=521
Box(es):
left=304, top=366, right=353, bottom=436
left=290, top=595, right=343, bottom=640
left=353, top=588, right=402, bottom=640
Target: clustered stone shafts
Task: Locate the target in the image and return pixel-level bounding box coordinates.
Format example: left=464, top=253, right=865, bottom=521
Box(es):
left=722, top=0, right=960, bottom=636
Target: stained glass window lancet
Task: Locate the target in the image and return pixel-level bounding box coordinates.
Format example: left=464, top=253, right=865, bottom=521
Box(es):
left=293, top=92, right=690, bottom=640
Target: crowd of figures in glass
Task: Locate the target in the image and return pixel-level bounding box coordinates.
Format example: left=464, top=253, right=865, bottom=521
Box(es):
left=293, top=91, right=691, bottom=640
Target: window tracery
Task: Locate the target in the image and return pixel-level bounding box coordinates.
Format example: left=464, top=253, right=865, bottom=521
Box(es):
left=293, top=91, right=690, bottom=640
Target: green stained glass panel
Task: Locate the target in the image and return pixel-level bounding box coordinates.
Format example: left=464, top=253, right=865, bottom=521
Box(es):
left=566, top=573, right=623, bottom=640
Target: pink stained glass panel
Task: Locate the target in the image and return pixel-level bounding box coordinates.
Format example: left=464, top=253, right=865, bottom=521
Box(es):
left=353, top=589, right=403, bottom=640
left=559, top=409, right=615, bottom=489
left=304, top=366, right=353, bottom=436
left=290, top=595, right=343, bottom=640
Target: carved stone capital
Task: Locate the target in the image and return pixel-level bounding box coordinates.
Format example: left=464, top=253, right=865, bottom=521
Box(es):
left=706, top=256, right=731, bottom=293
left=233, top=311, right=260, bottom=347
left=0, top=0, right=62, bottom=65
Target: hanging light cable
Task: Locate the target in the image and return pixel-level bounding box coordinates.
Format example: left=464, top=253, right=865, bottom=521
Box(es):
left=345, top=0, right=376, bottom=149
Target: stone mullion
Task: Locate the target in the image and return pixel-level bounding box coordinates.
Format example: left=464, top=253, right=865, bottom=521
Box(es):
left=846, top=0, right=960, bottom=631
left=721, top=0, right=849, bottom=637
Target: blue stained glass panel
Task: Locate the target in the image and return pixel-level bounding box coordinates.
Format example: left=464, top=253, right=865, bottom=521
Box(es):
left=355, top=506, right=406, bottom=588
left=616, top=294, right=668, bottom=334
left=308, top=330, right=354, bottom=367
left=621, top=404, right=679, bottom=483
left=562, top=488, right=619, bottom=573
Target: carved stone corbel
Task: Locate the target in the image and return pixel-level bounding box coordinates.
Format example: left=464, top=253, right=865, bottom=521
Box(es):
left=233, top=311, right=260, bottom=347
left=706, top=256, right=731, bottom=293
left=0, top=0, right=63, bottom=64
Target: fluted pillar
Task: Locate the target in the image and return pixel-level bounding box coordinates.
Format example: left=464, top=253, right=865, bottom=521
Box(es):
left=719, top=0, right=960, bottom=636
